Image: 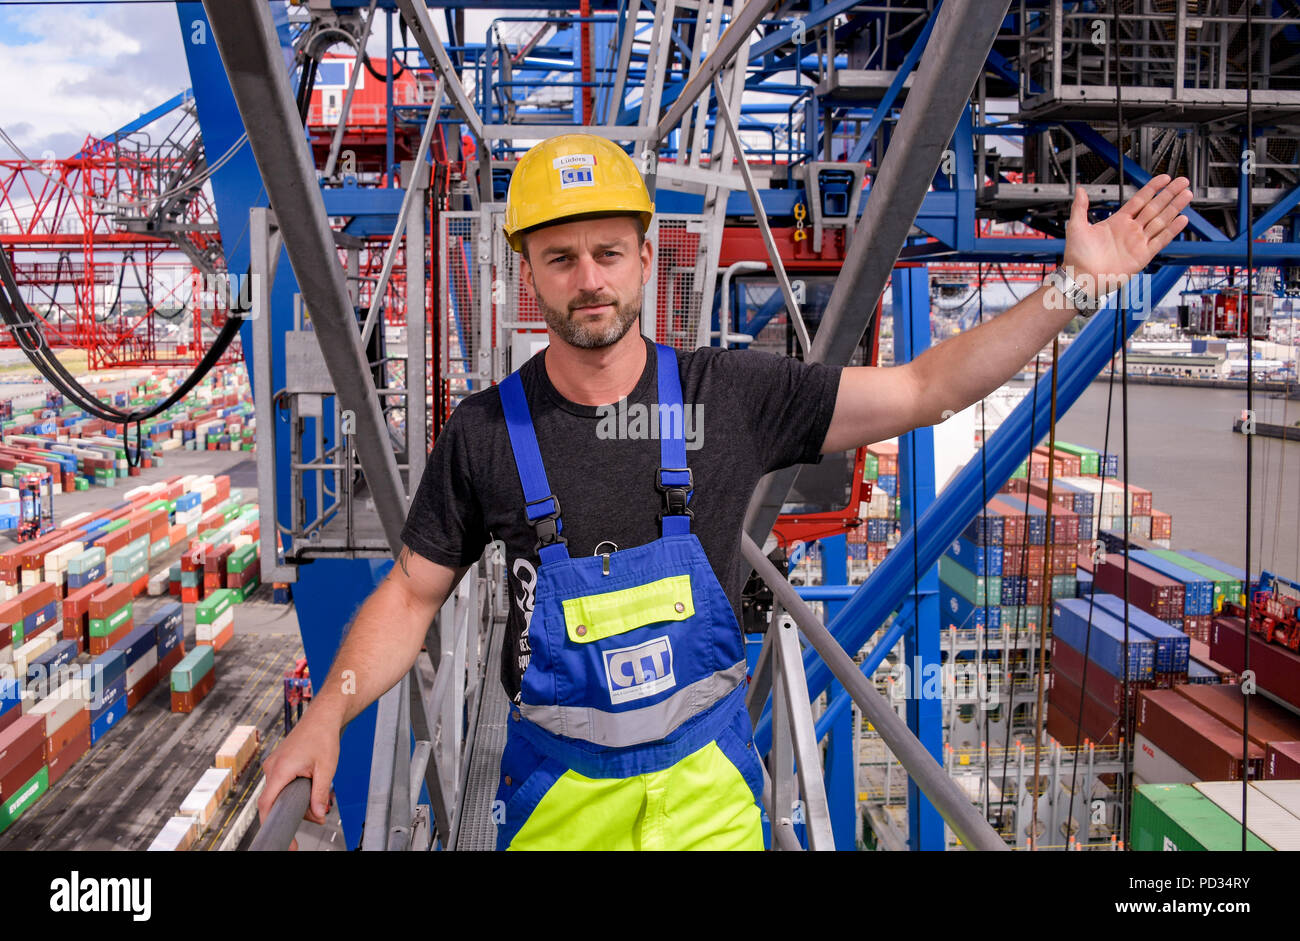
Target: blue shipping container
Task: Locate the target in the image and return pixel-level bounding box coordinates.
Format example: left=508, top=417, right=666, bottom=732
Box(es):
left=1089, top=592, right=1190, bottom=674
left=90, top=695, right=127, bottom=745
left=1051, top=598, right=1155, bottom=681
left=940, top=581, right=1001, bottom=631
left=945, top=535, right=1003, bottom=576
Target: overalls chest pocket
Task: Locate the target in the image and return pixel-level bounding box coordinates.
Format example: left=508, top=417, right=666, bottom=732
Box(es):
left=562, top=574, right=695, bottom=644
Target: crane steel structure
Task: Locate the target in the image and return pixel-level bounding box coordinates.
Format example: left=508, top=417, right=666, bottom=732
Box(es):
left=7, top=0, right=1298, bottom=850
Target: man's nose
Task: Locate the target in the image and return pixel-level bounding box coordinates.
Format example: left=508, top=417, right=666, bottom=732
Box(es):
left=573, top=253, right=605, bottom=293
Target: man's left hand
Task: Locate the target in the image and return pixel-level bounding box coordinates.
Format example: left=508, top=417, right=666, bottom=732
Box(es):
left=1062, top=174, right=1193, bottom=293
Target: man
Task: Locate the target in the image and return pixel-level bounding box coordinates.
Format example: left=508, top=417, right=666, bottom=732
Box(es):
left=258, top=133, right=1192, bottom=850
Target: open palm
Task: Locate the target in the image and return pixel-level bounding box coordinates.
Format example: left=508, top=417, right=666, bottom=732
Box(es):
left=1063, top=174, right=1193, bottom=291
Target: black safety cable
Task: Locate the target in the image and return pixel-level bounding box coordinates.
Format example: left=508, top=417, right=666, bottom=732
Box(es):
left=1241, top=0, right=1256, bottom=854
left=976, top=262, right=992, bottom=822
left=1030, top=315, right=1063, bottom=850
left=1106, top=0, right=1139, bottom=848
left=0, top=244, right=244, bottom=466
left=296, top=54, right=320, bottom=124
left=996, top=263, right=1042, bottom=830
left=1065, top=249, right=1126, bottom=847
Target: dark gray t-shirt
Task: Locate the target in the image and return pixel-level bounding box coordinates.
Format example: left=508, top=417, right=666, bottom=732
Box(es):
left=400, top=334, right=843, bottom=703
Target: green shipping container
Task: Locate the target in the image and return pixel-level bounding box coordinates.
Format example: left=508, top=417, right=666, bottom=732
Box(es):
left=0, top=766, right=48, bottom=835
left=864, top=454, right=878, bottom=480
left=89, top=601, right=133, bottom=637
left=170, top=645, right=215, bottom=693
left=939, top=556, right=1001, bottom=607
left=227, top=545, right=258, bottom=574
left=196, top=590, right=234, bottom=624
left=1131, top=784, right=1272, bottom=852
left=1050, top=574, right=1077, bottom=600
left=1053, top=442, right=1100, bottom=476
left=231, top=576, right=260, bottom=603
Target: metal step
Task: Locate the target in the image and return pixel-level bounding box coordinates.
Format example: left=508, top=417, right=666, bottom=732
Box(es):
left=452, top=616, right=509, bottom=850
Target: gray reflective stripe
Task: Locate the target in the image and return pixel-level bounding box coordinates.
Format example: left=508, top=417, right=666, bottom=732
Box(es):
left=520, top=661, right=747, bottom=748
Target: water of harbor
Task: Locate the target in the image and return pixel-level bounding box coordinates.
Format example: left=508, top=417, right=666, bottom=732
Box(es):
left=1016, top=378, right=1300, bottom=582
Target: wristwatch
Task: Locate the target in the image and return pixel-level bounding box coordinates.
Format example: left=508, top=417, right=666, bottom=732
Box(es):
left=1046, top=264, right=1099, bottom=317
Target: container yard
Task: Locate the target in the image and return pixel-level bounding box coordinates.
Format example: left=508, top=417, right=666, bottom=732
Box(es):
left=0, top=0, right=1296, bottom=873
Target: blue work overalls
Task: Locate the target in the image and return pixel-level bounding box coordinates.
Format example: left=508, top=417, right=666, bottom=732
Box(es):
left=492, top=343, right=765, bottom=850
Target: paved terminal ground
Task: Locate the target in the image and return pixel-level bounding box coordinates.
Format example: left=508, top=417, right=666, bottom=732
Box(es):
left=0, top=440, right=347, bottom=850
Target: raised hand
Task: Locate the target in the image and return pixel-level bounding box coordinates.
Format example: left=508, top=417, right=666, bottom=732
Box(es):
left=1062, top=174, right=1193, bottom=294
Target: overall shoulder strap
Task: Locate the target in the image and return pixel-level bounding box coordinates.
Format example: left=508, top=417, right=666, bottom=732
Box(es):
left=654, top=343, right=693, bottom=536
left=499, top=371, right=569, bottom=563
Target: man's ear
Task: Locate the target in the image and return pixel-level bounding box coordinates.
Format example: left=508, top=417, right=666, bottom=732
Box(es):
left=519, top=253, right=536, bottom=299
left=640, top=238, right=654, bottom=288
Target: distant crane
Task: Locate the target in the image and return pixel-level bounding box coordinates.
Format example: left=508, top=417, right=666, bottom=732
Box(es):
left=17, top=472, right=54, bottom=542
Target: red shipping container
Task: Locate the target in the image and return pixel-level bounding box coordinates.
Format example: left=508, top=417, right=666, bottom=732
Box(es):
left=1049, top=670, right=1125, bottom=745
left=1210, top=616, right=1300, bottom=712
left=1173, top=683, right=1300, bottom=756
left=44, top=708, right=89, bottom=760
left=159, top=642, right=186, bottom=677
left=126, top=667, right=159, bottom=710
left=170, top=668, right=215, bottom=713
left=1136, top=688, right=1264, bottom=781
left=1052, top=637, right=1153, bottom=711
left=1183, top=616, right=1211, bottom=644
left=0, top=745, right=44, bottom=800
left=88, top=582, right=133, bottom=621
left=1187, top=638, right=1237, bottom=683
left=1123, top=482, right=1153, bottom=515
left=47, top=727, right=89, bottom=786
left=88, top=617, right=134, bottom=656
left=1151, top=509, right=1173, bottom=541
left=1266, top=742, right=1300, bottom=780
left=0, top=714, right=44, bottom=781
left=1093, top=557, right=1185, bottom=620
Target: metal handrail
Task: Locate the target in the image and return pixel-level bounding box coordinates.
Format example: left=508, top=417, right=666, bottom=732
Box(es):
left=742, top=533, right=1009, bottom=851
left=249, top=777, right=311, bottom=851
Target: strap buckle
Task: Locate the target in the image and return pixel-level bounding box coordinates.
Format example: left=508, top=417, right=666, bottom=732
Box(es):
left=524, top=494, right=566, bottom=551
left=655, top=467, right=694, bottom=522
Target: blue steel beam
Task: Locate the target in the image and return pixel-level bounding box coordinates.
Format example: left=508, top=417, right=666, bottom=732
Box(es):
left=77, top=90, right=195, bottom=158
left=179, top=1, right=391, bottom=850
left=845, top=0, right=940, bottom=164
left=892, top=264, right=943, bottom=849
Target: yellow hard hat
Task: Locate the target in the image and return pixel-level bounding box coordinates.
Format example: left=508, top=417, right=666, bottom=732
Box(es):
left=502, top=134, right=654, bottom=253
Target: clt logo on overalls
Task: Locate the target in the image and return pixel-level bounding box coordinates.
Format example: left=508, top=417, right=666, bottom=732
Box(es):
left=603, top=637, right=675, bottom=704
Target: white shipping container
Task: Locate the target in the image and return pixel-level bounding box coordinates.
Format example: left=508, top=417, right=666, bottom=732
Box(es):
left=1252, top=780, right=1300, bottom=824
left=147, top=815, right=199, bottom=851
left=125, top=648, right=159, bottom=689
left=1133, top=732, right=1198, bottom=786
left=1195, top=781, right=1300, bottom=851
left=30, top=681, right=86, bottom=734
left=13, top=633, right=56, bottom=677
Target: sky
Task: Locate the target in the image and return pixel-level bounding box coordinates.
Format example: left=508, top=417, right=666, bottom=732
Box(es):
left=0, top=1, right=503, bottom=162
left=0, top=2, right=193, bottom=160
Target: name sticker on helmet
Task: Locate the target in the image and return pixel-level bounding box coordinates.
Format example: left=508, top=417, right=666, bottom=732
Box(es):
left=552, top=153, right=596, bottom=168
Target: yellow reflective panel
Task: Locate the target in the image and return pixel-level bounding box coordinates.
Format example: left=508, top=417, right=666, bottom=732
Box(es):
left=508, top=742, right=762, bottom=851
left=563, top=574, right=694, bottom=644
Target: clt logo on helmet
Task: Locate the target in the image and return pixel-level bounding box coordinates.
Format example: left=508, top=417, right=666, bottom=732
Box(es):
left=602, top=637, right=675, bottom=704
left=559, top=166, right=595, bottom=189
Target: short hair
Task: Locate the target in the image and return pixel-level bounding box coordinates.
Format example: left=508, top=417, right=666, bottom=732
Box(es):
left=520, top=213, right=646, bottom=263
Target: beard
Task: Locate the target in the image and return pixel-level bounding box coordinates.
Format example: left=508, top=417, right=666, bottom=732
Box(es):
left=537, top=288, right=643, bottom=350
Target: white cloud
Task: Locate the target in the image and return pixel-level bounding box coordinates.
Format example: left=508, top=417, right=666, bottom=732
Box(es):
left=0, top=5, right=188, bottom=159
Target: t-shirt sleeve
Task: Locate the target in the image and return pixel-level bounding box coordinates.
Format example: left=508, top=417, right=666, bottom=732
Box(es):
left=715, top=349, right=843, bottom=474
left=399, top=407, right=490, bottom=568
